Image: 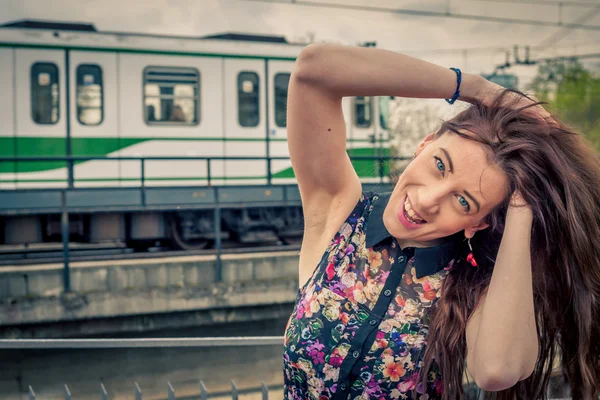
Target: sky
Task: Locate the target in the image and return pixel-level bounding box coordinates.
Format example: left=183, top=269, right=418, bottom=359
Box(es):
left=2, top=0, right=599, bottom=107
left=2, top=0, right=599, bottom=82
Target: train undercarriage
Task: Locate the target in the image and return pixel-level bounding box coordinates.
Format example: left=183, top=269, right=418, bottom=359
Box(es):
left=0, top=205, right=305, bottom=256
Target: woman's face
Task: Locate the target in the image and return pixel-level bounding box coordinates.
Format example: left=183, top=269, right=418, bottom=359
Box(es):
left=385, top=132, right=509, bottom=247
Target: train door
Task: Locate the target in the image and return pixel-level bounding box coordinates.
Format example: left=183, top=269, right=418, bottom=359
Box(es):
left=266, top=60, right=294, bottom=184
left=69, top=51, right=119, bottom=187
left=0, top=48, right=15, bottom=189
left=14, top=48, right=67, bottom=188
left=223, top=58, right=267, bottom=185
left=116, top=54, right=222, bottom=187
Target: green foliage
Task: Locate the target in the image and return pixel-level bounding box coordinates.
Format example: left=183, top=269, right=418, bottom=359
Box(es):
left=529, top=59, right=600, bottom=150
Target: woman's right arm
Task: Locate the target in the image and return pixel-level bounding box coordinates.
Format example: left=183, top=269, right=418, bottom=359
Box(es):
left=289, top=43, right=490, bottom=214
left=289, top=44, right=492, bottom=284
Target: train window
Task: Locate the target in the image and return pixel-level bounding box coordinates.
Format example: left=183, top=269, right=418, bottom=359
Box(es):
left=76, top=64, right=104, bottom=126
left=354, top=96, right=372, bottom=128
left=238, top=71, right=259, bottom=127
left=143, top=66, right=200, bottom=125
left=31, top=62, right=59, bottom=124
left=274, top=73, right=290, bottom=128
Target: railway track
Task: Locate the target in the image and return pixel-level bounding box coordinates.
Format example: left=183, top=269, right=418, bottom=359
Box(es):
left=0, top=241, right=301, bottom=267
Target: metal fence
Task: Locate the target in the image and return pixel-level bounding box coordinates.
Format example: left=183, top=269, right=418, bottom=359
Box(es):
left=25, top=380, right=273, bottom=400
left=2, top=337, right=283, bottom=400
left=1, top=337, right=574, bottom=400
left=0, top=154, right=401, bottom=188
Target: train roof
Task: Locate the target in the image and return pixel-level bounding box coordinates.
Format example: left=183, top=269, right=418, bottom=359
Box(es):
left=0, top=19, right=304, bottom=59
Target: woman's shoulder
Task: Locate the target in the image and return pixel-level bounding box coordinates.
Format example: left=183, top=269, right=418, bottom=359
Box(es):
left=327, top=190, right=380, bottom=238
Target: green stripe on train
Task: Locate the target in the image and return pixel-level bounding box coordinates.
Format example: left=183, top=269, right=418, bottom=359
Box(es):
left=0, top=137, right=391, bottom=175
left=0, top=137, right=147, bottom=173
left=272, top=147, right=392, bottom=179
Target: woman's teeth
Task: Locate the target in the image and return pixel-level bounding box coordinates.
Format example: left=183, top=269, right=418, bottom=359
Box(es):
left=404, top=198, right=425, bottom=224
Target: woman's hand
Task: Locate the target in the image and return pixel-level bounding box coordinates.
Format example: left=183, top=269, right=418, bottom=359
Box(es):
left=509, top=190, right=529, bottom=209
left=459, top=75, right=503, bottom=105
left=466, top=77, right=557, bottom=127
left=508, top=190, right=533, bottom=223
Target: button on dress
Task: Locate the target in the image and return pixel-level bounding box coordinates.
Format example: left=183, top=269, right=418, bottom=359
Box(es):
left=283, top=191, right=458, bottom=399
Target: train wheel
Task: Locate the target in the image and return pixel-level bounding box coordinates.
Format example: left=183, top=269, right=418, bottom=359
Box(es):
left=169, top=218, right=210, bottom=250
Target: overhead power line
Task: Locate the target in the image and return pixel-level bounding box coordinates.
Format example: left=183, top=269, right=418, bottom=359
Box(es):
left=537, top=4, right=600, bottom=50
left=494, top=48, right=600, bottom=72
left=245, top=0, right=600, bottom=31
left=398, top=40, right=600, bottom=56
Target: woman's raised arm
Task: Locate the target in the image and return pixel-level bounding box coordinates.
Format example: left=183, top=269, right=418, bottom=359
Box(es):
left=288, top=43, right=491, bottom=213
left=288, top=44, right=495, bottom=285
left=293, top=43, right=490, bottom=99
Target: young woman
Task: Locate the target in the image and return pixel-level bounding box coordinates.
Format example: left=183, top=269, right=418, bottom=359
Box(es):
left=282, top=43, right=600, bottom=399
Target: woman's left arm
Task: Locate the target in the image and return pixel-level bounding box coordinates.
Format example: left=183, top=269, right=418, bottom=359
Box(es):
left=465, top=196, right=539, bottom=391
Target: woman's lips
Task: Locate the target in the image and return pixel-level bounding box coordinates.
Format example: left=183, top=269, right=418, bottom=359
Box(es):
left=397, top=194, right=424, bottom=229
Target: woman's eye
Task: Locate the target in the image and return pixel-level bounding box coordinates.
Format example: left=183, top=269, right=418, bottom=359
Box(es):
left=435, top=157, right=445, bottom=174
left=458, top=196, right=471, bottom=211
left=434, top=156, right=470, bottom=212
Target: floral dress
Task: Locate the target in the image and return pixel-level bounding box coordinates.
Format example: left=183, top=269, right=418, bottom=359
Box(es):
left=283, top=191, right=458, bottom=399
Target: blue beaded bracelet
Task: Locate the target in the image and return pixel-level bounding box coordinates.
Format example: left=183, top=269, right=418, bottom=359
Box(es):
left=445, top=67, right=462, bottom=105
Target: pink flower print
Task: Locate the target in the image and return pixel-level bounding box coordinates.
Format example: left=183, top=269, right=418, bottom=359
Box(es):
left=307, top=341, right=325, bottom=353
left=421, top=280, right=432, bottom=292
left=295, top=302, right=306, bottom=319
left=304, top=292, right=319, bottom=318
left=378, top=270, right=390, bottom=282
left=326, top=262, right=336, bottom=281
left=397, top=372, right=419, bottom=391
left=309, top=349, right=325, bottom=364
left=329, top=354, right=344, bottom=367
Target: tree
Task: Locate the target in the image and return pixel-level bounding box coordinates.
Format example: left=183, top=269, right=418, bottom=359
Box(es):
left=529, top=59, right=600, bottom=150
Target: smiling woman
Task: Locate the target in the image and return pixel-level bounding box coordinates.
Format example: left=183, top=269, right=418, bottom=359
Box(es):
left=283, top=43, right=600, bottom=399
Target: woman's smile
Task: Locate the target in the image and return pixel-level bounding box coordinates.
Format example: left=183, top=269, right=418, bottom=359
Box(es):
left=398, top=194, right=427, bottom=228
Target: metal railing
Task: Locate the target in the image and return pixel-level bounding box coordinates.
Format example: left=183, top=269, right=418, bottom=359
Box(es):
left=0, top=154, right=405, bottom=294
left=0, top=336, right=283, bottom=348
left=2, top=337, right=284, bottom=400
left=23, top=379, right=275, bottom=400
left=0, top=337, right=573, bottom=400
left=0, top=154, right=404, bottom=188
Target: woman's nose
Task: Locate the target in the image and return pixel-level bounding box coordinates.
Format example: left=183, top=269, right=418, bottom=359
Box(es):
left=418, top=186, right=443, bottom=215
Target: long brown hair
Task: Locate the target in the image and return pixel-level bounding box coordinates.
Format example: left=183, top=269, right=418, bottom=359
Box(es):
left=419, top=90, right=600, bottom=399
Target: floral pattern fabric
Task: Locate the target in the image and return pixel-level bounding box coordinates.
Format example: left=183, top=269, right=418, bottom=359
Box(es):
left=283, top=191, right=457, bottom=400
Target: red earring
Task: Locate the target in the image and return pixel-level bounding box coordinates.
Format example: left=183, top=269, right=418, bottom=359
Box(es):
left=466, top=238, right=477, bottom=267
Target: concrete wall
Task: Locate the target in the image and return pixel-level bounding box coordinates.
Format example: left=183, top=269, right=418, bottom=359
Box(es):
left=0, top=251, right=300, bottom=329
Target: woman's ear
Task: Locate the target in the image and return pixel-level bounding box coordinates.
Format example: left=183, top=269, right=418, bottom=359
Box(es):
left=464, top=221, right=489, bottom=239
left=414, top=133, right=436, bottom=157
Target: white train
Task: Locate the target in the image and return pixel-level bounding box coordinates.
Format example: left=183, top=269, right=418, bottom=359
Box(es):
left=0, top=20, right=393, bottom=249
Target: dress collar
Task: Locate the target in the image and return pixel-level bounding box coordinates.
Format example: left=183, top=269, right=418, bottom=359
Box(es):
left=366, top=192, right=456, bottom=279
